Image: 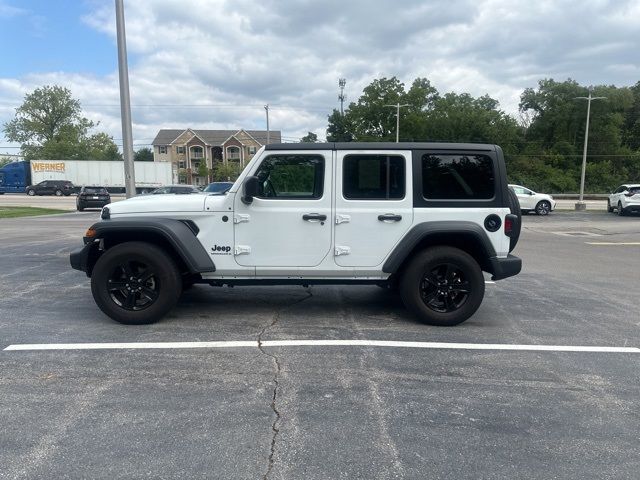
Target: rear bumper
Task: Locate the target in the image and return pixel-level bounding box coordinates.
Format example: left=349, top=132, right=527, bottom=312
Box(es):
left=489, top=254, right=522, bottom=280
left=78, top=197, right=110, bottom=206
left=622, top=202, right=640, bottom=213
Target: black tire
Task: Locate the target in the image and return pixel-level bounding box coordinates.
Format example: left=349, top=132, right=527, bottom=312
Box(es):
left=399, top=247, right=485, bottom=326
left=54, top=189, right=63, bottom=196
left=90, top=242, right=182, bottom=325
left=27, top=189, right=35, bottom=196
left=77, top=204, right=84, bottom=212
left=617, top=202, right=625, bottom=216
left=607, top=200, right=614, bottom=213
left=506, top=187, right=522, bottom=252
left=535, top=200, right=551, bottom=216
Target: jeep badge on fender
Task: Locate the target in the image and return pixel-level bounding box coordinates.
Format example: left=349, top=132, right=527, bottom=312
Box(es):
left=70, top=142, right=521, bottom=326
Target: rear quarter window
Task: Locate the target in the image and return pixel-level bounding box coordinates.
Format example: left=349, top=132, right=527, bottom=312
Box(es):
left=422, top=153, right=495, bottom=200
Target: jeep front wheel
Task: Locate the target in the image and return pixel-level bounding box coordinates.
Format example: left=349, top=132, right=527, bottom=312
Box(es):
left=399, top=247, right=485, bottom=326
left=90, top=242, right=182, bottom=325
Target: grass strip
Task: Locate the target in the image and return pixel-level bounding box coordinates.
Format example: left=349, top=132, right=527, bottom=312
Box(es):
left=0, top=206, right=71, bottom=219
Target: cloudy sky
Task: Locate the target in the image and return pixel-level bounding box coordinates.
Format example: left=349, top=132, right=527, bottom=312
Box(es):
left=1, top=0, right=639, bottom=154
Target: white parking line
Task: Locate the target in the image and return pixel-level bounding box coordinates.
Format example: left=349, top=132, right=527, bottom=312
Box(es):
left=4, top=340, right=638, bottom=353
left=586, top=242, right=640, bottom=246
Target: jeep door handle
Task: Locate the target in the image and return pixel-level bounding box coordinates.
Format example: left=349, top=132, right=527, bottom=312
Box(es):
left=303, top=213, right=327, bottom=222
left=378, top=214, right=402, bottom=222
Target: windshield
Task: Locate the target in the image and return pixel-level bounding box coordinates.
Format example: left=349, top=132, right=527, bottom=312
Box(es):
left=203, top=182, right=233, bottom=193
left=84, top=187, right=107, bottom=194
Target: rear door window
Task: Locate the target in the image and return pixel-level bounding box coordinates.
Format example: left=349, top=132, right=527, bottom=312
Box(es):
left=422, top=153, right=495, bottom=200
left=342, top=154, right=405, bottom=200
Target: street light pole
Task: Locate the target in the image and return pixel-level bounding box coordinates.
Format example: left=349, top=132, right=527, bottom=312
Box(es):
left=115, top=0, right=136, bottom=198
left=385, top=103, right=410, bottom=142
left=574, top=88, right=606, bottom=210
left=264, top=104, right=270, bottom=144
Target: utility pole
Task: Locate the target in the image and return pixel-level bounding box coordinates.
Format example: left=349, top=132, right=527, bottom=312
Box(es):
left=338, top=78, right=346, bottom=116
left=115, top=0, right=136, bottom=198
left=574, top=87, right=606, bottom=210
left=264, top=104, right=270, bottom=144
left=385, top=103, right=410, bottom=142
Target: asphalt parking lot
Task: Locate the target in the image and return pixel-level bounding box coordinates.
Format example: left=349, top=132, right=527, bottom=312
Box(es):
left=1, top=210, right=639, bottom=479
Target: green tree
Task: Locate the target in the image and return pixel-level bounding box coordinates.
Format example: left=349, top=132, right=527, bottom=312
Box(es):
left=4, top=85, right=94, bottom=160
left=213, top=162, right=242, bottom=181
left=300, top=132, right=318, bottom=143
left=326, top=109, right=354, bottom=142
left=0, top=157, right=12, bottom=168
left=197, top=161, right=210, bottom=181
left=3, top=85, right=121, bottom=161
left=81, top=132, right=122, bottom=160
left=134, top=147, right=154, bottom=162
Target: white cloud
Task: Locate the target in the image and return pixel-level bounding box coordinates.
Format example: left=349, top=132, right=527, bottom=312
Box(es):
left=1, top=0, right=639, bottom=153
left=0, top=1, right=27, bottom=18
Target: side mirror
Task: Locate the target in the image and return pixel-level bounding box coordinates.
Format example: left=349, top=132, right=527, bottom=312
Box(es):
left=242, top=175, right=259, bottom=204
left=529, top=191, right=534, bottom=195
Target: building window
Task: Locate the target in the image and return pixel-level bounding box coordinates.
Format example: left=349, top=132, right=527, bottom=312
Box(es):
left=248, top=146, right=257, bottom=155
left=178, top=160, right=186, bottom=169
left=227, top=146, right=241, bottom=161
left=176, top=146, right=186, bottom=154
left=190, top=146, right=204, bottom=159
left=158, top=146, right=167, bottom=154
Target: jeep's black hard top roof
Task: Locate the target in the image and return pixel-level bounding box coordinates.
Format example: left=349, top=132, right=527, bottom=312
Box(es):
left=264, top=142, right=497, bottom=151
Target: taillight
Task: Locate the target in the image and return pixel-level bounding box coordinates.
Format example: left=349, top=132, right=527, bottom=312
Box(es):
left=504, top=217, right=513, bottom=234
left=504, top=214, right=518, bottom=237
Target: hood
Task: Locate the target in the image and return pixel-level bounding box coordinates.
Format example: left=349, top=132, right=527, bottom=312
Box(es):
left=108, top=193, right=207, bottom=215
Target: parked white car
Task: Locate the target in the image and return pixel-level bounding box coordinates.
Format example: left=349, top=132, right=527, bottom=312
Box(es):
left=608, top=184, right=640, bottom=216
left=509, top=184, right=556, bottom=215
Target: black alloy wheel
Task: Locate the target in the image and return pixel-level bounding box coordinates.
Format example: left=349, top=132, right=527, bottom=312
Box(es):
left=106, top=260, right=159, bottom=311
left=400, top=246, right=485, bottom=326
left=27, top=189, right=35, bottom=196
left=54, top=189, right=63, bottom=196
left=91, top=242, right=182, bottom=324
left=536, top=200, right=551, bottom=216
left=419, top=263, right=470, bottom=313
left=618, top=202, right=625, bottom=216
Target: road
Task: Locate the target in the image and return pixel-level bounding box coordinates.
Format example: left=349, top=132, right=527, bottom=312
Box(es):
left=0, top=211, right=638, bottom=479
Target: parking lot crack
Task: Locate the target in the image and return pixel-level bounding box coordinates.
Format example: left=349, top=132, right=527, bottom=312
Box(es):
left=257, top=289, right=312, bottom=480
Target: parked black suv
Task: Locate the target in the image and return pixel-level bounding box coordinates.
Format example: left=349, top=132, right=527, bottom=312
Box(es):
left=26, top=180, right=73, bottom=196
left=76, top=186, right=111, bottom=211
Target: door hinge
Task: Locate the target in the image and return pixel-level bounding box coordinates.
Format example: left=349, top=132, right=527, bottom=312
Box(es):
left=334, top=245, right=351, bottom=256
left=234, top=214, right=250, bottom=224
left=234, top=245, right=251, bottom=255
left=335, top=214, right=351, bottom=224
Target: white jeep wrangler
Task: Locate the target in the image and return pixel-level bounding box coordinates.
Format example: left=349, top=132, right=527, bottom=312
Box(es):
left=70, top=142, right=522, bottom=326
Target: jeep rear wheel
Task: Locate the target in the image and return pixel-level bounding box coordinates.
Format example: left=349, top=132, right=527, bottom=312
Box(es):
left=400, top=247, right=485, bottom=326
left=90, top=242, right=182, bottom=325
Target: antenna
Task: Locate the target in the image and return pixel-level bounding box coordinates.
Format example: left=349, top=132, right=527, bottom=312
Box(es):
left=338, top=78, right=346, bottom=116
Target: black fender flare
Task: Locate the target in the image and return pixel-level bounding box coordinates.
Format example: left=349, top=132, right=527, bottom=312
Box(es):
left=382, top=221, right=497, bottom=274
left=83, top=217, right=215, bottom=274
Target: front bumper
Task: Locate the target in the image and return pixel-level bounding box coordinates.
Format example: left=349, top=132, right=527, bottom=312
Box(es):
left=488, top=254, right=522, bottom=280
left=70, top=242, right=99, bottom=276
